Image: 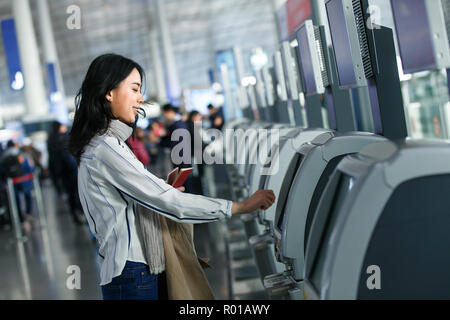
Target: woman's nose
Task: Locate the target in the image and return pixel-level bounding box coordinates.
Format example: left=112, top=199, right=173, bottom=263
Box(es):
left=138, top=93, right=144, bottom=103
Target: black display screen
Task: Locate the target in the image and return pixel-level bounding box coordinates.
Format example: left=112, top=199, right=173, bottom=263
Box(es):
left=326, top=0, right=358, bottom=88
left=391, top=0, right=436, bottom=73
left=310, top=174, right=353, bottom=292
left=297, top=24, right=317, bottom=95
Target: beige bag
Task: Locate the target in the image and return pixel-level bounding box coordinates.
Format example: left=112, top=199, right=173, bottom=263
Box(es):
left=160, top=216, right=215, bottom=300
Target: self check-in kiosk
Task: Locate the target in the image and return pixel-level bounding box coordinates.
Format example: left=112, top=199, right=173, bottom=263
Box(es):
left=263, top=0, right=410, bottom=299
left=301, top=0, right=450, bottom=300
left=240, top=126, right=305, bottom=282
left=269, top=131, right=386, bottom=298
left=250, top=128, right=332, bottom=290
left=304, top=140, right=450, bottom=299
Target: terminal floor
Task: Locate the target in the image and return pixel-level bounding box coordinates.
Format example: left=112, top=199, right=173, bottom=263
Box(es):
left=0, top=173, right=265, bottom=300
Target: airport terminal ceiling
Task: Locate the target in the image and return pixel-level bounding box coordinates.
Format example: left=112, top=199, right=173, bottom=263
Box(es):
left=0, top=0, right=279, bottom=117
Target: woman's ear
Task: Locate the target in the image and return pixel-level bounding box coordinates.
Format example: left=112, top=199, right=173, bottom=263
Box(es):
left=105, top=90, right=113, bottom=103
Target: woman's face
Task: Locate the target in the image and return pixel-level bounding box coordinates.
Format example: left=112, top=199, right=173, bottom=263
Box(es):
left=106, top=68, right=144, bottom=123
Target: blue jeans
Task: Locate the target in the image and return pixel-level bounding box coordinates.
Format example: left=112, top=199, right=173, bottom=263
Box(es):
left=101, top=261, right=167, bottom=300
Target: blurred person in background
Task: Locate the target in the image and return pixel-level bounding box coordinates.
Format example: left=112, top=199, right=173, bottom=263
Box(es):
left=47, top=121, right=85, bottom=225
left=186, top=110, right=207, bottom=195
left=160, top=103, right=190, bottom=170
left=47, top=121, right=66, bottom=195
left=207, top=103, right=224, bottom=131
left=146, top=121, right=164, bottom=175
left=21, top=138, right=43, bottom=178
left=181, top=112, right=188, bottom=122
left=0, top=143, right=7, bottom=228
left=160, top=104, right=196, bottom=193
left=127, top=127, right=150, bottom=168
left=0, top=140, right=34, bottom=233
left=68, top=53, right=275, bottom=300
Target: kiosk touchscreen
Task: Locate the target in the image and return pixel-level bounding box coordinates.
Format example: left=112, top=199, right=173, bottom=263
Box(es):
left=247, top=127, right=301, bottom=197
left=297, top=21, right=327, bottom=96
left=304, top=140, right=450, bottom=299
left=391, top=0, right=450, bottom=74
left=391, top=0, right=450, bottom=99
left=325, top=0, right=367, bottom=89
left=259, top=129, right=331, bottom=227
left=325, top=0, right=407, bottom=140
left=296, top=19, right=357, bottom=132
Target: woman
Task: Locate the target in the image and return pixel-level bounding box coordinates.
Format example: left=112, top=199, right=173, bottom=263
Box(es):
left=68, top=53, right=275, bottom=300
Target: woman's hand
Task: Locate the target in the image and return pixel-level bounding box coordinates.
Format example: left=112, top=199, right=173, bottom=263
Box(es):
left=176, top=186, right=185, bottom=192
left=231, top=189, right=276, bottom=215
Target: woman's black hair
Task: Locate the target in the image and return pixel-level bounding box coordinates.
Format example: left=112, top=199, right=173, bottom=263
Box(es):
left=68, top=53, right=146, bottom=164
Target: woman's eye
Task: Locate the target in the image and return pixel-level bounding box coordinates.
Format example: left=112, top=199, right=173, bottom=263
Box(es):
left=133, top=89, right=138, bottom=92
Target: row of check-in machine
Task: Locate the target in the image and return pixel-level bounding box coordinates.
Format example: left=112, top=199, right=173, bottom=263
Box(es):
left=219, top=0, right=450, bottom=299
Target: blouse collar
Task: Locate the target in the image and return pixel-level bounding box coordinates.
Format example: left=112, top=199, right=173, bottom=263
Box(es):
left=106, top=119, right=133, bottom=141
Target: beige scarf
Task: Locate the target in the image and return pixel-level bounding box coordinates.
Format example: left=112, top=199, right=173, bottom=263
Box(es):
left=136, top=205, right=214, bottom=300
left=135, top=205, right=166, bottom=274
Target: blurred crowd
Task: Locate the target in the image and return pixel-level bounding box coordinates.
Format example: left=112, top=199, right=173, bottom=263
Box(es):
left=0, top=102, right=224, bottom=236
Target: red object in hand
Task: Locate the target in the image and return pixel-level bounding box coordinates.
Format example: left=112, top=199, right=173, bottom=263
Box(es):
left=172, top=168, right=193, bottom=188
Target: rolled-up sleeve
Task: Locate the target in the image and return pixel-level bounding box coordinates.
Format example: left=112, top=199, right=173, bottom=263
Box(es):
left=92, top=138, right=232, bottom=223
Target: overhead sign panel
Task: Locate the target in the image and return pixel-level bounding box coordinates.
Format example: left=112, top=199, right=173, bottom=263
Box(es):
left=277, top=0, right=312, bottom=40
left=1, top=18, right=24, bottom=91
left=287, top=0, right=312, bottom=35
